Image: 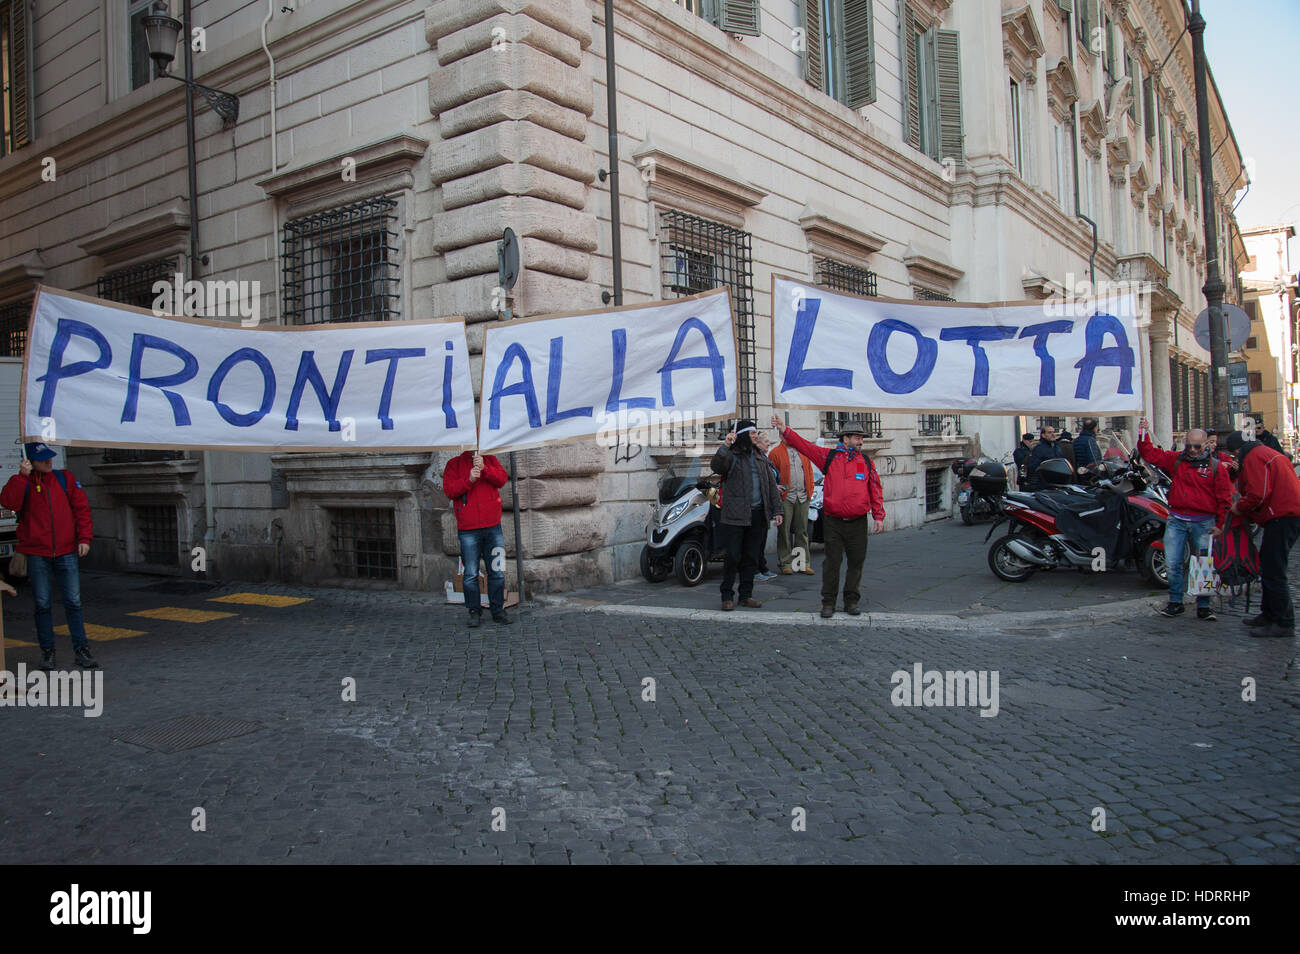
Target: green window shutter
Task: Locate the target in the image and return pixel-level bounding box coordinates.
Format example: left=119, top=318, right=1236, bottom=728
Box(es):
left=1143, top=77, right=1155, bottom=142
left=1104, top=16, right=1115, bottom=76
left=842, top=0, right=876, bottom=109
left=5, top=0, right=33, bottom=152
left=1126, top=56, right=1137, bottom=122
left=1055, top=0, right=1073, bottom=13
left=717, top=0, right=761, bottom=37
left=801, top=0, right=825, bottom=92
left=932, top=29, right=963, bottom=165
left=902, top=1, right=921, bottom=149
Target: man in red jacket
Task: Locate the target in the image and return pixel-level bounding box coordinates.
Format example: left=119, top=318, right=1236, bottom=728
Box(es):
left=443, top=449, right=512, bottom=627
left=1138, top=419, right=1233, bottom=621
left=772, top=415, right=885, bottom=618
left=0, top=442, right=96, bottom=670
left=1223, top=429, right=1300, bottom=637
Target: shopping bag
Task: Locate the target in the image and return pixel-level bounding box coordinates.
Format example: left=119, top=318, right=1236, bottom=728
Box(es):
left=1186, top=551, right=1220, bottom=597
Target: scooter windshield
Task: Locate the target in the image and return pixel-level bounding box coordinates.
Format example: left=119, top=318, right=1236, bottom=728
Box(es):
left=659, top=453, right=704, bottom=504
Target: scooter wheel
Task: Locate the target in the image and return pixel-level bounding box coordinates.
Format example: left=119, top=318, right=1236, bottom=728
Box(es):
left=639, top=545, right=669, bottom=583
left=988, top=534, right=1037, bottom=582
left=1139, top=542, right=1168, bottom=587
left=960, top=503, right=975, bottom=526
left=674, top=539, right=707, bottom=587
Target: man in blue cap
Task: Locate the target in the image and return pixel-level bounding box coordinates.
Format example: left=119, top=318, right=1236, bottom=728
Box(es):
left=0, top=443, right=97, bottom=670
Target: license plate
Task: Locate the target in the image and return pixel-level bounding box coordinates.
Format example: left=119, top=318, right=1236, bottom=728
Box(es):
left=958, top=492, right=969, bottom=504
left=0, top=543, right=12, bottom=557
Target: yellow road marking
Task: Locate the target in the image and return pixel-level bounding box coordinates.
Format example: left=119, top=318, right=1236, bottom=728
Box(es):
left=55, top=623, right=147, bottom=641
left=4, top=637, right=37, bottom=648
left=208, top=593, right=312, bottom=608
left=128, top=607, right=237, bottom=623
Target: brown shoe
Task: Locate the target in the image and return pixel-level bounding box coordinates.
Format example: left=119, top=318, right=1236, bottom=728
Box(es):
left=820, top=605, right=834, bottom=618
left=780, top=567, right=794, bottom=575
left=802, top=568, right=816, bottom=575
left=740, top=598, right=762, bottom=608
left=721, top=600, right=735, bottom=611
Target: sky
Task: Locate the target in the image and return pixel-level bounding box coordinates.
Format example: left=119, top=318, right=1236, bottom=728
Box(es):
left=1202, top=0, right=1300, bottom=257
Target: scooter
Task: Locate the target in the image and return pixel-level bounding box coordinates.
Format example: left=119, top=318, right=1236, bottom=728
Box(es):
left=639, top=452, right=724, bottom=587
left=953, top=456, right=1010, bottom=525
left=984, top=456, right=1169, bottom=584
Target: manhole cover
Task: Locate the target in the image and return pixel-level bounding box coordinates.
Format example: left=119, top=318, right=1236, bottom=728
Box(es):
left=115, top=715, right=263, bottom=753
left=133, top=580, right=219, bottom=596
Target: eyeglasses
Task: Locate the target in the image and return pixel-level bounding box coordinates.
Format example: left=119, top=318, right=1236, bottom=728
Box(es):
left=1185, top=443, right=1203, bottom=450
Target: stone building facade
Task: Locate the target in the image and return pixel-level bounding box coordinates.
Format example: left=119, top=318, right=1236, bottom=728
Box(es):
left=0, top=0, right=1247, bottom=593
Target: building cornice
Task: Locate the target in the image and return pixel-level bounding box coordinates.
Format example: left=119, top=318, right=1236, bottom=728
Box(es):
left=1002, top=4, right=1045, bottom=86
left=799, top=207, right=887, bottom=269
left=632, top=135, right=765, bottom=228
left=78, top=202, right=191, bottom=270
left=0, top=249, right=48, bottom=304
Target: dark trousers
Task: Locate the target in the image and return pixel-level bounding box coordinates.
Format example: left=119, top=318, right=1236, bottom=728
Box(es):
left=720, top=507, right=765, bottom=600
left=1259, top=515, right=1300, bottom=628
left=822, top=514, right=869, bottom=607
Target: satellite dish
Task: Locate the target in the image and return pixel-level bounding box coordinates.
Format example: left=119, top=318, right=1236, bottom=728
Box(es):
left=497, top=227, right=520, bottom=291
left=1193, top=303, right=1251, bottom=351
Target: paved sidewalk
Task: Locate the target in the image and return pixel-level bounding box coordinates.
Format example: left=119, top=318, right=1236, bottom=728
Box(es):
left=546, top=518, right=1170, bottom=620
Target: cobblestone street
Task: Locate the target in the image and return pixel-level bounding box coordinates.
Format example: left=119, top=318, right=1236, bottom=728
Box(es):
left=1, top=568, right=1296, bottom=864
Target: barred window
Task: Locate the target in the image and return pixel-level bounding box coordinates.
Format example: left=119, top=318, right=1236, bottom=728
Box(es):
left=330, top=507, right=397, bottom=580
left=822, top=411, right=882, bottom=439
left=0, top=298, right=31, bottom=356
left=924, top=468, right=944, bottom=514
left=918, top=414, right=961, bottom=436
left=815, top=257, right=878, bottom=297
left=133, top=504, right=178, bottom=566
left=98, top=258, right=179, bottom=310
left=914, top=287, right=955, bottom=302
left=660, top=209, right=756, bottom=429
left=283, top=196, right=400, bottom=325
left=99, top=261, right=185, bottom=462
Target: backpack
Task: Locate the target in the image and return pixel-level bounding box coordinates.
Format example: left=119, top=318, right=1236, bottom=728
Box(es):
left=1213, top=513, right=1261, bottom=611
left=20, top=469, right=72, bottom=513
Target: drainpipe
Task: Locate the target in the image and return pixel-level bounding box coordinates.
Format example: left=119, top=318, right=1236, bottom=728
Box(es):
left=1070, top=101, right=1098, bottom=287
left=603, top=0, right=623, bottom=307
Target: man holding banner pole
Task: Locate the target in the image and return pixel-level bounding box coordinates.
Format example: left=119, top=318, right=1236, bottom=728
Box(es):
left=773, top=415, right=885, bottom=619
left=443, top=449, right=512, bottom=627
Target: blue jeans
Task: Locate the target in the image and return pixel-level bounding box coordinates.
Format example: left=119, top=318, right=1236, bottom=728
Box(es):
left=458, top=524, right=506, bottom=614
left=27, top=553, right=88, bottom=652
left=1164, top=516, right=1214, bottom=608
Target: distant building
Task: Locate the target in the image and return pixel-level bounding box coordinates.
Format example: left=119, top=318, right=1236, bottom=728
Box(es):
left=1240, top=224, right=1298, bottom=450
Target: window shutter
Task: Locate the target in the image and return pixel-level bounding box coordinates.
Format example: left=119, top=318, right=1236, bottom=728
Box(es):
left=1158, top=111, right=1166, bottom=166
left=717, top=0, right=761, bottom=37
left=842, top=0, right=876, bottom=109
left=7, top=0, right=33, bottom=151
left=801, top=0, right=825, bottom=92
left=933, top=29, right=963, bottom=165
left=1054, top=0, right=1073, bottom=13
left=902, top=1, right=921, bottom=149
left=1125, top=55, right=1137, bottom=122
left=1104, top=16, right=1115, bottom=76
left=1143, top=77, right=1155, bottom=142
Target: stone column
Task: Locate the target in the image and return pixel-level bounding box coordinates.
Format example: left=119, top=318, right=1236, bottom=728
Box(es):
left=425, top=0, right=610, bottom=594
left=1149, top=314, right=1173, bottom=447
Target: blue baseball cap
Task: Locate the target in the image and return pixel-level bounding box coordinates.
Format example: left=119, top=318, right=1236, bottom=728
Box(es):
left=24, top=442, right=57, bottom=461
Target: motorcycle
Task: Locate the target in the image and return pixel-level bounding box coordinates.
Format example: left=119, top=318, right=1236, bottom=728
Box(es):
left=984, top=454, right=1170, bottom=585
left=953, top=456, right=1010, bottom=525
left=639, top=452, right=724, bottom=586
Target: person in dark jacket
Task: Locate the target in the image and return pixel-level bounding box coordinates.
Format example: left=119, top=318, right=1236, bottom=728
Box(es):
left=1057, top=429, right=1077, bottom=470
left=0, top=442, right=96, bottom=671
left=443, top=449, right=512, bottom=627
left=1224, top=430, right=1300, bottom=637
left=1012, top=433, right=1035, bottom=488
left=1026, top=425, right=1067, bottom=489
left=1138, top=420, right=1233, bottom=620
left=1073, top=418, right=1102, bottom=470
left=1253, top=416, right=1285, bottom=454
left=773, top=415, right=885, bottom=618
left=711, top=420, right=782, bottom=611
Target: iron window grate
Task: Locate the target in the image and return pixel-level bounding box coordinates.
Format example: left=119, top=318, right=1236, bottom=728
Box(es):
left=1106, top=416, right=1129, bottom=432
left=914, top=287, right=955, bottom=302
left=98, top=258, right=178, bottom=310
left=0, top=298, right=31, bottom=356
left=330, top=507, right=397, bottom=580
left=1038, top=416, right=1066, bottom=432
left=925, top=468, right=944, bottom=514
left=134, top=505, right=179, bottom=566
left=816, top=258, right=878, bottom=297
left=660, top=209, right=756, bottom=429
left=918, top=414, right=961, bottom=436
left=283, top=196, right=399, bottom=325
left=822, top=411, right=883, bottom=439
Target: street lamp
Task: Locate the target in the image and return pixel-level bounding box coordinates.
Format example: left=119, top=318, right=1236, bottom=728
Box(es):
left=142, top=2, right=239, bottom=126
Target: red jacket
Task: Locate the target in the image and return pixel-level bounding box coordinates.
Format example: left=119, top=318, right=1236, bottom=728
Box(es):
left=0, top=468, right=94, bottom=557
left=780, top=427, right=885, bottom=521
left=1137, top=435, right=1232, bottom=527
left=1231, top=443, right=1300, bottom=525
left=767, top=442, right=815, bottom=502
left=443, top=452, right=509, bottom=531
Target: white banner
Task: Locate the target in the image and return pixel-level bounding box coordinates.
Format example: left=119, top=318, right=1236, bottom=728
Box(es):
left=477, top=290, right=737, bottom=452
left=772, top=277, right=1144, bottom=414
left=22, top=288, right=478, bottom=451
